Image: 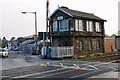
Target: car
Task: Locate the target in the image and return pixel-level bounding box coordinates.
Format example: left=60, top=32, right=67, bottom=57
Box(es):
left=13, top=48, right=18, bottom=51
left=0, top=48, right=8, bottom=58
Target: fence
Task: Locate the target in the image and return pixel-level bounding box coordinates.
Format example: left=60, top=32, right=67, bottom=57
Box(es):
left=51, top=46, right=74, bottom=58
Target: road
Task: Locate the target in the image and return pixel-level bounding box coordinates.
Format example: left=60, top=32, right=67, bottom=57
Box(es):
left=0, top=51, right=119, bottom=80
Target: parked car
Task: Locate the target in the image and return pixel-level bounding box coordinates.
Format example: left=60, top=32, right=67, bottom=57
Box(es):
left=0, top=48, right=8, bottom=58
left=13, top=48, right=18, bottom=51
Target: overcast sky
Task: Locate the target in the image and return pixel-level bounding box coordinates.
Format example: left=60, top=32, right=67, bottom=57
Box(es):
left=1, top=0, right=119, bottom=40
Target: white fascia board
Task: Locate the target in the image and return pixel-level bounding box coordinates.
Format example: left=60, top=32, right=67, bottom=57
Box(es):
left=49, top=8, right=73, bottom=19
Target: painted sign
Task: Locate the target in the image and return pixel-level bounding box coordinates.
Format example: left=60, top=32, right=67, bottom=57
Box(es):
left=57, top=16, right=63, bottom=20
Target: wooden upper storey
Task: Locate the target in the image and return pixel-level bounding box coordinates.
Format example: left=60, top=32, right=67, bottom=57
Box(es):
left=49, top=6, right=106, bottom=37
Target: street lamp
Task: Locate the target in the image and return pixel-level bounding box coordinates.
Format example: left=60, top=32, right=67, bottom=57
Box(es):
left=21, top=12, right=38, bottom=54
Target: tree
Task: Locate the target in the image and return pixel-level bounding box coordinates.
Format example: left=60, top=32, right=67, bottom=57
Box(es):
left=17, top=37, right=24, bottom=43
left=17, top=37, right=25, bottom=46
left=10, top=37, right=15, bottom=42
left=111, top=34, right=116, bottom=37
left=0, top=38, right=2, bottom=48
left=2, top=37, right=8, bottom=48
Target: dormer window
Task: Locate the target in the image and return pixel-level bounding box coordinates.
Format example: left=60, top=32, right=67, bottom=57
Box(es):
left=96, top=22, right=101, bottom=32
left=86, top=21, right=93, bottom=32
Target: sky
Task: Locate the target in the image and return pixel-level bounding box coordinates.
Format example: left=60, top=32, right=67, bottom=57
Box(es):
left=0, top=0, right=119, bottom=40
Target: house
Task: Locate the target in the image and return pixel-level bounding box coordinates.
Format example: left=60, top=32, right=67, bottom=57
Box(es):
left=49, top=6, right=106, bottom=57
left=104, top=37, right=116, bottom=53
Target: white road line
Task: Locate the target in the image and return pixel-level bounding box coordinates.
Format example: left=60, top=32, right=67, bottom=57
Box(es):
left=73, top=64, right=80, bottom=68
left=36, top=69, right=75, bottom=78
left=109, top=67, right=117, bottom=71
left=60, top=63, right=63, bottom=66
left=12, top=68, right=65, bottom=79
left=89, top=65, right=98, bottom=70
left=47, top=62, right=50, bottom=65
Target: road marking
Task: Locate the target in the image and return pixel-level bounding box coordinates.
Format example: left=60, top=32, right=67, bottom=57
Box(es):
left=36, top=69, right=75, bottom=78
left=0, top=76, right=10, bottom=78
left=49, top=64, right=94, bottom=70
left=12, top=68, right=65, bottom=79
left=40, top=64, right=94, bottom=70
left=40, top=64, right=47, bottom=66
left=47, top=62, right=50, bottom=65
left=89, top=65, right=98, bottom=70
left=73, top=64, right=80, bottom=68
left=109, top=67, right=117, bottom=71
left=60, top=63, right=63, bottom=66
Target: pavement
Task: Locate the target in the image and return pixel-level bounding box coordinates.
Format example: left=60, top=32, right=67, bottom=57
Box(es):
left=0, top=51, right=120, bottom=80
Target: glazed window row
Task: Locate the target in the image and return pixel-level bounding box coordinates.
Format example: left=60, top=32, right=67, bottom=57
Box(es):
left=53, top=19, right=101, bottom=32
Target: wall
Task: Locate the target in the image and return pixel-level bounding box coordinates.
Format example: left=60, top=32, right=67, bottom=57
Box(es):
left=73, top=37, right=103, bottom=57
left=104, top=38, right=115, bottom=53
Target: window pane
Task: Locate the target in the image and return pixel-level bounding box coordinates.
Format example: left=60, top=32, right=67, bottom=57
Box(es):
left=75, top=19, right=78, bottom=31
left=70, top=19, right=74, bottom=31
left=87, top=21, right=93, bottom=31
left=89, top=21, right=93, bottom=31
left=96, top=22, right=101, bottom=32
left=86, top=21, right=89, bottom=31
left=59, top=20, right=69, bottom=31
left=79, top=20, right=84, bottom=31
left=53, top=21, right=57, bottom=32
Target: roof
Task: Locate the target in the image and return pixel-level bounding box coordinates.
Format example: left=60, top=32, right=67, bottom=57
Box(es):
left=50, top=6, right=106, bottom=21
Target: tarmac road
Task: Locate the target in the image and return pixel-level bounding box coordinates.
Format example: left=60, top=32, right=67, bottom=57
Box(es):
left=0, top=51, right=119, bottom=80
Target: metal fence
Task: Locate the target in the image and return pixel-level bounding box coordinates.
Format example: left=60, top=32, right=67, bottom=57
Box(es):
left=51, top=46, right=74, bottom=58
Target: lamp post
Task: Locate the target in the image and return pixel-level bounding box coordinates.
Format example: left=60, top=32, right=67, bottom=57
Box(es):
left=22, top=12, right=38, bottom=54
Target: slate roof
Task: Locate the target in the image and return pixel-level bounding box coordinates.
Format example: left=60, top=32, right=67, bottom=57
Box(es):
left=50, top=6, right=106, bottom=21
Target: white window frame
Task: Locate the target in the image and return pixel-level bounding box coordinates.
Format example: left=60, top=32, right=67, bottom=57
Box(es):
left=59, top=19, right=69, bottom=31
left=87, top=21, right=93, bottom=32
left=53, top=21, right=58, bottom=32
left=96, top=22, right=101, bottom=32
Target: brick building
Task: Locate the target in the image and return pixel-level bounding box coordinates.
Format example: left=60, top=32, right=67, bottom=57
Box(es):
left=104, top=37, right=116, bottom=53
left=49, top=6, right=106, bottom=57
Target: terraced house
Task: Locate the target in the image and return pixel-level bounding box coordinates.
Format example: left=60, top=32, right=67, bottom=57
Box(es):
left=49, top=6, right=106, bottom=57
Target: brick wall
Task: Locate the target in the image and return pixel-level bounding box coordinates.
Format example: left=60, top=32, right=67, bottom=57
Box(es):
left=104, top=38, right=115, bottom=53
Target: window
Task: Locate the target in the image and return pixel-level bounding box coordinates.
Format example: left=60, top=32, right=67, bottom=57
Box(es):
left=97, top=40, right=100, bottom=49
left=75, top=19, right=79, bottom=31
left=59, top=20, right=69, bottom=31
left=86, top=21, right=93, bottom=31
left=53, top=21, right=58, bottom=32
left=75, top=19, right=84, bottom=31
left=70, top=19, right=74, bottom=31
left=89, top=40, right=92, bottom=50
left=79, top=20, right=84, bottom=31
left=80, top=41, right=83, bottom=50
left=96, top=22, right=101, bottom=32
